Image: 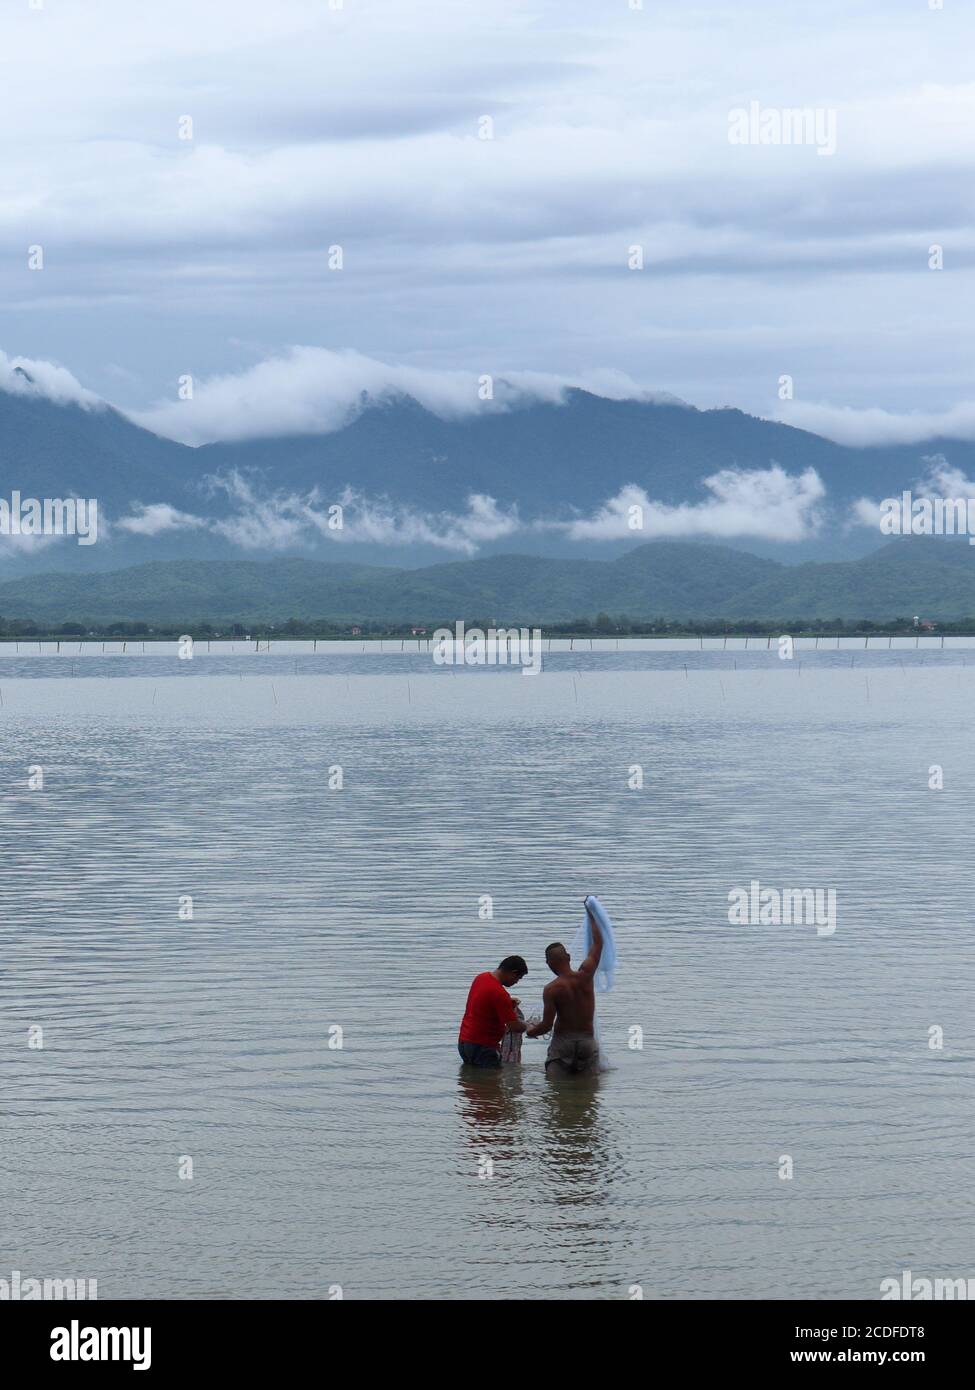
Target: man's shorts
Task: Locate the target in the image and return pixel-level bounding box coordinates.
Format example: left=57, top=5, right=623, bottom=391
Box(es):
left=545, top=1032, right=600, bottom=1075
left=458, top=1041, right=502, bottom=1068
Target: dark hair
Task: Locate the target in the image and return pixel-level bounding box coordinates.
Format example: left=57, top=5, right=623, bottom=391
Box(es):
left=545, top=942, right=565, bottom=964
left=499, top=955, right=528, bottom=977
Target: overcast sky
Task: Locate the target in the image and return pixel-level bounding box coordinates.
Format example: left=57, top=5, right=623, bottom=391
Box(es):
left=1, top=0, right=973, bottom=445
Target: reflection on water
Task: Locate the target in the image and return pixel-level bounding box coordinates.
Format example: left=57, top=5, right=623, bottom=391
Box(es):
left=457, top=1069, right=608, bottom=1200
left=2, top=661, right=975, bottom=1299
left=457, top=1068, right=526, bottom=1168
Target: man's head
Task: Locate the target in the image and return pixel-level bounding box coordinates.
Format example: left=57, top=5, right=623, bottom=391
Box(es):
left=497, top=955, right=528, bottom=987
left=545, top=941, right=570, bottom=973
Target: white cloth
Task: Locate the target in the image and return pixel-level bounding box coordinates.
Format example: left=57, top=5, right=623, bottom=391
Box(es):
left=570, top=895, right=618, bottom=992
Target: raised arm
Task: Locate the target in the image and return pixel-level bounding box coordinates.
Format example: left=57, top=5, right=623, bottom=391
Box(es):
left=576, top=901, right=603, bottom=978
left=525, top=982, right=558, bottom=1037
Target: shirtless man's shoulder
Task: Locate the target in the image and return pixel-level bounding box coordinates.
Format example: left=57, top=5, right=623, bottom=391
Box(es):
left=543, top=971, right=586, bottom=998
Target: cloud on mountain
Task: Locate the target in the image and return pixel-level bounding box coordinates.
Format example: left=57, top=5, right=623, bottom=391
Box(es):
left=129, top=348, right=672, bottom=444
left=0, top=351, right=102, bottom=409
left=851, top=454, right=975, bottom=532
left=110, top=463, right=824, bottom=554
left=9, top=339, right=975, bottom=457
left=564, top=468, right=825, bottom=543
left=115, top=503, right=209, bottom=537
left=776, top=401, right=975, bottom=448
left=117, top=475, right=523, bottom=555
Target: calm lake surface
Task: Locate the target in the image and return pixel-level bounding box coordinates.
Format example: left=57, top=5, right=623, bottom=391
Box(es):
left=2, top=653, right=973, bottom=1300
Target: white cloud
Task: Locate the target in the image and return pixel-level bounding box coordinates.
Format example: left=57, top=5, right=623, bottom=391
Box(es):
left=100, top=455, right=828, bottom=547
left=200, top=471, right=521, bottom=554
left=851, top=454, right=975, bottom=531
left=565, top=467, right=825, bottom=542
left=329, top=490, right=521, bottom=553
left=918, top=455, right=975, bottom=499
left=0, top=531, right=60, bottom=555
left=115, top=503, right=208, bottom=536
left=131, top=347, right=674, bottom=444
left=201, top=465, right=824, bottom=550
left=113, top=466, right=822, bottom=552
left=773, top=400, right=975, bottom=448
left=850, top=496, right=882, bottom=529
left=0, top=350, right=102, bottom=409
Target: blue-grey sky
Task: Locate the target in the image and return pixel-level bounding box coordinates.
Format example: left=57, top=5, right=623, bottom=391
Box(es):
left=1, top=0, right=973, bottom=445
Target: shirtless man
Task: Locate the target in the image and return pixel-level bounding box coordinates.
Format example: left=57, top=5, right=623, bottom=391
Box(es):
left=526, top=904, right=602, bottom=1075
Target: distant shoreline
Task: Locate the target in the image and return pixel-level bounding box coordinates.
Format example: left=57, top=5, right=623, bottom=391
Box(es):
left=1, top=631, right=973, bottom=655
left=0, top=618, right=971, bottom=643
left=0, top=618, right=969, bottom=642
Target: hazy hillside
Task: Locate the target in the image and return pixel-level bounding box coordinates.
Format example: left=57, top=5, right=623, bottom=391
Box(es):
left=0, top=387, right=200, bottom=513
left=724, top=537, right=975, bottom=619
left=0, top=539, right=971, bottom=624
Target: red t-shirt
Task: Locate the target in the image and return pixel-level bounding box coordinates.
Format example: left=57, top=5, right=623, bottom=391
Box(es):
left=459, top=972, right=518, bottom=1048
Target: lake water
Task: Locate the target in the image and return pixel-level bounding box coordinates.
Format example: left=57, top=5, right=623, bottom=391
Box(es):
left=2, top=651, right=973, bottom=1300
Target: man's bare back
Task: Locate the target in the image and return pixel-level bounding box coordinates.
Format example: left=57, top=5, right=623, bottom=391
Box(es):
left=526, top=904, right=603, bottom=1074
left=544, top=969, right=596, bottom=1036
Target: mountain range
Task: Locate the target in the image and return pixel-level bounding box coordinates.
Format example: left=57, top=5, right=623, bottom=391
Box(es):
left=3, top=375, right=975, bottom=620
left=2, top=380, right=974, bottom=579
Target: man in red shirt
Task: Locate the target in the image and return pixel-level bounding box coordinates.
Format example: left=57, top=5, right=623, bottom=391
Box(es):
left=458, top=956, right=529, bottom=1067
